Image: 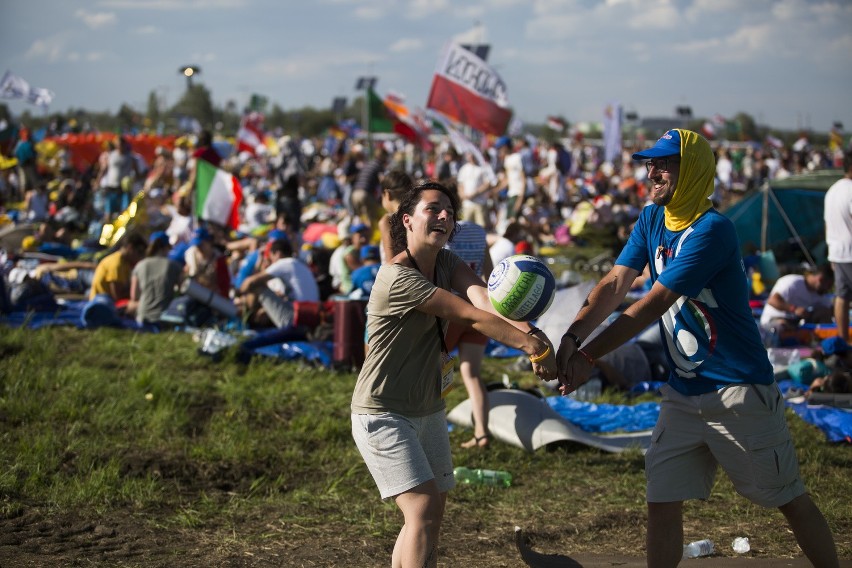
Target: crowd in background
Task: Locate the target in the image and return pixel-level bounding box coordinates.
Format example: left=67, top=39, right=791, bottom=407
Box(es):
left=0, top=126, right=847, bottom=345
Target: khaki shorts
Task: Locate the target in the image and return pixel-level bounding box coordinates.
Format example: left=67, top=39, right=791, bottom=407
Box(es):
left=645, top=382, right=805, bottom=508
left=352, top=410, right=455, bottom=500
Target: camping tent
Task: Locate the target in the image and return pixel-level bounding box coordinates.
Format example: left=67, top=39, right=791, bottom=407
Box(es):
left=723, top=170, right=843, bottom=268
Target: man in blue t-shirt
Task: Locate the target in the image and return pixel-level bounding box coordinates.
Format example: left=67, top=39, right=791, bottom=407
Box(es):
left=554, top=129, right=838, bottom=567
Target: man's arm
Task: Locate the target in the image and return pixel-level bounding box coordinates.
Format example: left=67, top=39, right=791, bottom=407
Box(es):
left=584, top=280, right=680, bottom=359
left=563, top=265, right=641, bottom=348
left=240, top=271, right=273, bottom=294
left=556, top=264, right=639, bottom=387
left=557, top=275, right=679, bottom=394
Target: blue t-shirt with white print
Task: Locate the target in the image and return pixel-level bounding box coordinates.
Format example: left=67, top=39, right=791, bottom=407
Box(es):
left=616, top=205, right=773, bottom=395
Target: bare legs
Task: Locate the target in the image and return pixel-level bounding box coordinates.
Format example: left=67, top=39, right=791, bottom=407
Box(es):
left=646, top=501, right=683, bottom=568
left=646, top=496, right=838, bottom=568
left=392, top=481, right=447, bottom=568
left=779, top=493, right=839, bottom=568
left=834, top=295, right=849, bottom=342
left=458, top=342, right=489, bottom=448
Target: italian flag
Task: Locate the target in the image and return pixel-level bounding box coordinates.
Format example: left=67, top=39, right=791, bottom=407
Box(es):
left=195, top=160, right=243, bottom=230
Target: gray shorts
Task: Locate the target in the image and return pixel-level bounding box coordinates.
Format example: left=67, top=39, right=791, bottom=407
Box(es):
left=352, top=410, right=455, bottom=500
left=645, top=383, right=805, bottom=508
left=832, top=262, right=852, bottom=301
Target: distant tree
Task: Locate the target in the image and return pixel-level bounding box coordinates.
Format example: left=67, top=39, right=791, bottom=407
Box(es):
left=219, top=99, right=240, bottom=133
left=116, top=103, right=138, bottom=131
left=170, top=83, right=216, bottom=128
left=265, top=104, right=335, bottom=137
left=733, top=112, right=758, bottom=141
left=146, top=90, right=160, bottom=125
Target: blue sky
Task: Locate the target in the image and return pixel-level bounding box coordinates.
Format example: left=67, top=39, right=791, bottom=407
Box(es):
left=2, top=0, right=851, bottom=133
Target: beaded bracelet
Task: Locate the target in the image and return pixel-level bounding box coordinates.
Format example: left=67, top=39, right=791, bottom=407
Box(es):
left=529, top=344, right=551, bottom=364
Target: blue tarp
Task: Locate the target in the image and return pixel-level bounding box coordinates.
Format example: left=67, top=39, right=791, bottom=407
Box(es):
left=547, top=381, right=852, bottom=443
left=546, top=396, right=660, bottom=433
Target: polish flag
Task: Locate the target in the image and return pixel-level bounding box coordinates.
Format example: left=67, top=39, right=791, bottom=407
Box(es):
left=426, top=41, right=512, bottom=136
left=236, top=112, right=265, bottom=155
left=547, top=116, right=566, bottom=132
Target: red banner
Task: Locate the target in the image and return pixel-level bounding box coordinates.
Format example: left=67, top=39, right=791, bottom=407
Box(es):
left=426, top=41, right=512, bottom=136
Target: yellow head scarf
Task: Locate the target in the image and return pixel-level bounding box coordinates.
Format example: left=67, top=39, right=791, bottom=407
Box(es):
left=664, top=129, right=715, bottom=232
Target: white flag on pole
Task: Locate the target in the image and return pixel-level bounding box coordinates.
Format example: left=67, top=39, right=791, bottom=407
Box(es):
left=0, top=70, right=31, bottom=100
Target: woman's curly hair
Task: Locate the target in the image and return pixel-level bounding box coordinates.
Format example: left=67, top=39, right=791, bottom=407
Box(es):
left=388, top=180, right=461, bottom=257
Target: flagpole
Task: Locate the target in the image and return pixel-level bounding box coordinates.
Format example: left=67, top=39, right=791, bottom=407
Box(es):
left=365, top=90, right=372, bottom=154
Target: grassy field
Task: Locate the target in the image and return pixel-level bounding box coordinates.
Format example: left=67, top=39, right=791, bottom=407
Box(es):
left=0, top=325, right=850, bottom=566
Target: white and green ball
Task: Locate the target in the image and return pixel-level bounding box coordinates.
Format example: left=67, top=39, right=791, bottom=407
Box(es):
left=487, top=254, right=556, bottom=321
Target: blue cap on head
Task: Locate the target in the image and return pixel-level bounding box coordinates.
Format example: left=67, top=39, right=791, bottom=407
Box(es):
left=267, top=229, right=287, bottom=242
left=190, top=227, right=212, bottom=247
left=632, top=129, right=681, bottom=160
left=494, top=136, right=512, bottom=149
left=350, top=222, right=369, bottom=235
left=821, top=336, right=850, bottom=356
left=149, top=231, right=169, bottom=246
left=360, top=245, right=380, bottom=261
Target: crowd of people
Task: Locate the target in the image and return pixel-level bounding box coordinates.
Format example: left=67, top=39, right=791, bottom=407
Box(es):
left=1, top=123, right=849, bottom=567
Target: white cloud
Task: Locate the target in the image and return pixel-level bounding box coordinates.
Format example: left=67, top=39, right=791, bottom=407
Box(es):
left=74, top=9, right=117, bottom=29
left=389, top=38, right=423, bottom=53
left=134, top=25, right=161, bottom=35
left=99, top=0, right=246, bottom=9
left=405, top=0, right=450, bottom=20
left=353, top=5, right=386, bottom=19
left=254, top=50, right=385, bottom=79
left=24, top=37, right=67, bottom=63
left=190, top=52, right=218, bottom=63
left=675, top=23, right=774, bottom=63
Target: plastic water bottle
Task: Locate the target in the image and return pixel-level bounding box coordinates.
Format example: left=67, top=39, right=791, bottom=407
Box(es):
left=682, top=539, right=714, bottom=559
left=732, top=537, right=750, bottom=554
left=453, top=466, right=512, bottom=487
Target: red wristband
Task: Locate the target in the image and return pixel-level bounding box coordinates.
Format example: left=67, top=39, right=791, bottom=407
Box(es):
left=577, top=349, right=595, bottom=366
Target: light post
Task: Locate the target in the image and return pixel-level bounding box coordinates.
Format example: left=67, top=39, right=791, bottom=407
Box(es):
left=179, top=65, right=201, bottom=89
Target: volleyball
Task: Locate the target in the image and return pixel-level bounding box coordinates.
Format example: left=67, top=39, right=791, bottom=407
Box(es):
left=487, top=255, right=556, bottom=321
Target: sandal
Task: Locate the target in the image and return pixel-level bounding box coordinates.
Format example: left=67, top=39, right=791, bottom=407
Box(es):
left=461, top=433, right=491, bottom=449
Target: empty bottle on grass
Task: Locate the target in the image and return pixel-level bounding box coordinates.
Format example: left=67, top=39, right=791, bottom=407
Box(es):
left=453, top=467, right=512, bottom=487
left=682, top=539, right=714, bottom=558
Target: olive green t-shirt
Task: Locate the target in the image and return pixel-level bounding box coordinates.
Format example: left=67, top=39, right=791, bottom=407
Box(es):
left=351, top=249, right=460, bottom=417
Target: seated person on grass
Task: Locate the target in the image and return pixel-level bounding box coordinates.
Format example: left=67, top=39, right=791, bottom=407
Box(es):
left=88, top=231, right=147, bottom=308
left=238, top=238, right=320, bottom=329
left=759, top=263, right=834, bottom=337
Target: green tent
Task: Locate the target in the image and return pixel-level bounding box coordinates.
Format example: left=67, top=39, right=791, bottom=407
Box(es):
left=722, top=170, right=843, bottom=267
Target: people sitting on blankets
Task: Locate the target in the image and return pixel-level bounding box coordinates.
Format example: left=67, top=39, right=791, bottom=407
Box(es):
left=328, top=220, right=369, bottom=295
left=759, top=263, right=834, bottom=337
left=127, top=231, right=183, bottom=325
left=239, top=237, right=320, bottom=329
left=232, top=229, right=288, bottom=290
left=183, top=226, right=230, bottom=298
left=88, top=231, right=147, bottom=307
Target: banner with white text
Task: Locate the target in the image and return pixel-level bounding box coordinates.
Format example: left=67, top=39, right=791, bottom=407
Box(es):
left=426, top=42, right=512, bottom=136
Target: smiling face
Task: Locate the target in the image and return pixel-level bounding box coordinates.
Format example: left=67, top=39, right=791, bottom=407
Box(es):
left=403, top=189, right=455, bottom=248
left=646, top=155, right=681, bottom=207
